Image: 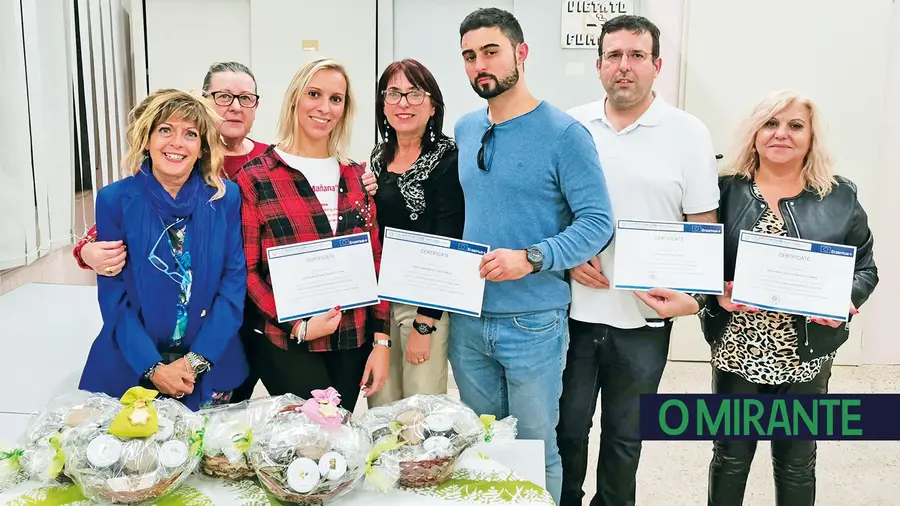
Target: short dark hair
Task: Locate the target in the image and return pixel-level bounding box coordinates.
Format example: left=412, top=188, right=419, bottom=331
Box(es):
left=598, top=15, right=660, bottom=60
left=202, top=61, right=257, bottom=92
left=375, top=59, right=447, bottom=162
left=459, top=7, right=524, bottom=46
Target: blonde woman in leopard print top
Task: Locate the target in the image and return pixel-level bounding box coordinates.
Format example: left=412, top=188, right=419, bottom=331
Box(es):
left=701, top=90, right=878, bottom=506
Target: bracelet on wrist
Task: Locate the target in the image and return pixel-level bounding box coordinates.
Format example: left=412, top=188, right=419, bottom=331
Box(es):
left=143, top=362, right=163, bottom=380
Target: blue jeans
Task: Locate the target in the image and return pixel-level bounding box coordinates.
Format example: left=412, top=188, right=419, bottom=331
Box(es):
left=449, top=308, right=569, bottom=505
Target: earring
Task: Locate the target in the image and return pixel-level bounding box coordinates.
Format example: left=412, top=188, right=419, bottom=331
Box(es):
left=430, top=125, right=435, bottom=143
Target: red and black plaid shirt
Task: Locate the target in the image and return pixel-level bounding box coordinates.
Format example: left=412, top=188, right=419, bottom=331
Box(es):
left=235, top=146, right=391, bottom=352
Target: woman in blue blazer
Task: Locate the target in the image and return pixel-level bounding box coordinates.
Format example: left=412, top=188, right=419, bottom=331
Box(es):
left=79, top=88, right=249, bottom=411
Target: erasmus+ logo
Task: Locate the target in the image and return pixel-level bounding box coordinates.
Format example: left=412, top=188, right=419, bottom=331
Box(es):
left=639, top=394, right=900, bottom=441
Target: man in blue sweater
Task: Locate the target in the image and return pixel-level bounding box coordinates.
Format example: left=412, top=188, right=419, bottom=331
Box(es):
left=451, top=8, right=614, bottom=504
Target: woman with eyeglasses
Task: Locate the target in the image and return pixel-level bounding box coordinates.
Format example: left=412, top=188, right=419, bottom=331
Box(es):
left=235, top=58, right=391, bottom=405
left=72, top=61, right=266, bottom=278
left=79, top=88, right=249, bottom=411
left=361, top=59, right=464, bottom=408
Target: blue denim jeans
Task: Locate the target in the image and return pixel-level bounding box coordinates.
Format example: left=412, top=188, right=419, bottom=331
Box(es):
left=449, top=308, right=569, bottom=505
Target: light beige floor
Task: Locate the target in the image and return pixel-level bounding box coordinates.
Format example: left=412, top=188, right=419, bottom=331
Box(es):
left=254, top=361, right=900, bottom=506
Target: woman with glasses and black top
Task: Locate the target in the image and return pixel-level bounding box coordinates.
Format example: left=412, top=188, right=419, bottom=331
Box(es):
left=79, top=89, right=249, bottom=411
left=362, top=59, right=465, bottom=408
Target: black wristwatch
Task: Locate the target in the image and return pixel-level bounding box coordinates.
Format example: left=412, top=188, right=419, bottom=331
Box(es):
left=525, top=246, right=544, bottom=274
left=688, top=293, right=707, bottom=314
left=413, top=321, right=437, bottom=335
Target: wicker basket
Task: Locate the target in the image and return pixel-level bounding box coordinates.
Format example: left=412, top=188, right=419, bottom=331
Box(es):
left=358, top=394, right=486, bottom=490
left=397, top=456, right=454, bottom=488
left=258, top=466, right=360, bottom=504
left=92, top=472, right=182, bottom=504
left=247, top=395, right=370, bottom=505
left=200, top=454, right=254, bottom=480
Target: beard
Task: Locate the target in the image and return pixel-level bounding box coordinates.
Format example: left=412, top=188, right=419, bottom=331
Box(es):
left=471, top=66, right=520, bottom=99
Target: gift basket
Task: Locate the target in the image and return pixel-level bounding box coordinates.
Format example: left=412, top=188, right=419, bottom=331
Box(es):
left=16, top=390, right=121, bottom=484
left=61, top=387, right=204, bottom=504
left=357, top=394, right=486, bottom=490
left=199, top=394, right=304, bottom=480
left=246, top=388, right=371, bottom=504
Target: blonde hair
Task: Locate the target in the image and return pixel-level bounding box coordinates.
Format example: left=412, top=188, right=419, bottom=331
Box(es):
left=121, top=88, right=226, bottom=200
left=722, top=89, right=836, bottom=198
left=275, top=58, right=354, bottom=163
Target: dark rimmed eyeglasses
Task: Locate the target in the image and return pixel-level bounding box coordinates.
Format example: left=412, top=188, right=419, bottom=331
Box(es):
left=205, top=91, right=260, bottom=108
left=477, top=123, right=496, bottom=171
left=382, top=89, right=431, bottom=106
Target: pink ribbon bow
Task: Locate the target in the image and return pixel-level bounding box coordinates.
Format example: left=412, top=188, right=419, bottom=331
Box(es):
left=301, top=387, right=343, bottom=428
left=311, top=387, right=341, bottom=405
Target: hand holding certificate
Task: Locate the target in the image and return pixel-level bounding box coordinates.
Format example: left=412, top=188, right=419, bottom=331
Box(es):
left=377, top=228, right=489, bottom=317
left=612, top=220, right=725, bottom=295
left=731, top=231, right=857, bottom=322
left=266, top=232, right=379, bottom=323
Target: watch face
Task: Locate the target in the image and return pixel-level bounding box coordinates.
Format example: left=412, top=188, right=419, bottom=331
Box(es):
left=527, top=248, right=543, bottom=263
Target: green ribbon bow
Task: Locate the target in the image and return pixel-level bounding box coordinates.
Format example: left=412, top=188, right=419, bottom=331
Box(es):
left=233, top=427, right=252, bottom=454
left=0, top=448, right=24, bottom=470
left=108, top=387, right=159, bottom=439
left=364, top=434, right=406, bottom=492
left=47, top=433, right=65, bottom=479
left=480, top=414, right=496, bottom=442
left=189, top=428, right=205, bottom=457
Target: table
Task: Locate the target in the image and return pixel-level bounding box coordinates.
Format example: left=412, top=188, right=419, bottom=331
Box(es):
left=0, top=440, right=549, bottom=505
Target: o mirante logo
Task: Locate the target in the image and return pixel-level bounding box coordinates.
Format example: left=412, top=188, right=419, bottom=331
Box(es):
left=639, top=394, right=900, bottom=441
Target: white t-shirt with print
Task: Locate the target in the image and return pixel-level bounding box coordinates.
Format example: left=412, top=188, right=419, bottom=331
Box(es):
left=276, top=149, right=341, bottom=233
left=566, top=94, right=720, bottom=329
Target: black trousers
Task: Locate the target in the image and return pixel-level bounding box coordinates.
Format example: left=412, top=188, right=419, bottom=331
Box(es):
left=251, top=336, right=371, bottom=410
left=229, top=326, right=260, bottom=403
left=229, top=302, right=263, bottom=403
left=708, top=361, right=833, bottom=506
left=557, top=319, right=672, bottom=506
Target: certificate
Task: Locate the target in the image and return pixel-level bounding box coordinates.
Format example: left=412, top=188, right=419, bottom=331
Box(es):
left=612, top=220, right=725, bottom=295
left=266, top=232, right=379, bottom=323
left=377, top=227, right=490, bottom=317
left=731, top=231, right=856, bottom=321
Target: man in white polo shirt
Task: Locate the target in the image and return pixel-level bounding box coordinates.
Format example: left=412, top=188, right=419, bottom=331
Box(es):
left=556, top=15, right=720, bottom=506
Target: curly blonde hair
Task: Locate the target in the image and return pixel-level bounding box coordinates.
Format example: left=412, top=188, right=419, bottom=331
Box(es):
left=722, top=89, right=836, bottom=198
left=275, top=58, right=355, bottom=164
left=121, top=88, right=226, bottom=200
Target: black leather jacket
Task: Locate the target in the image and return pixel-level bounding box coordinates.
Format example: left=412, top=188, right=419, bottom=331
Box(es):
left=701, top=175, right=878, bottom=362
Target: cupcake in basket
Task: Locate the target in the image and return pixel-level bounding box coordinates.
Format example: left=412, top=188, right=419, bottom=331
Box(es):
left=247, top=389, right=371, bottom=504
left=199, top=394, right=297, bottom=480
left=358, top=394, right=486, bottom=490
left=61, top=387, right=204, bottom=504
left=15, top=390, right=121, bottom=484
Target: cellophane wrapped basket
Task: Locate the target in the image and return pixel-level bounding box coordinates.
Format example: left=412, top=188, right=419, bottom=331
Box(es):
left=198, top=396, right=286, bottom=480
left=60, top=387, right=204, bottom=504
left=247, top=390, right=371, bottom=505
left=8, top=390, right=120, bottom=484
left=357, top=394, right=486, bottom=490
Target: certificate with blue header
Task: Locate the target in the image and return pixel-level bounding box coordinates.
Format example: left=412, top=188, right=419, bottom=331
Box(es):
left=612, top=220, right=725, bottom=295
left=731, top=231, right=856, bottom=321
left=377, top=227, right=490, bottom=317
left=266, top=232, right=379, bottom=323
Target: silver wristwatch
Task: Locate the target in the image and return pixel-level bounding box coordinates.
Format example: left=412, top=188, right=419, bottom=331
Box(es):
left=185, top=352, right=210, bottom=376
left=294, top=319, right=309, bottom=342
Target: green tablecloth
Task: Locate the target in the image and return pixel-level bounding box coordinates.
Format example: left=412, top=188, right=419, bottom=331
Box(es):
left=0, top=449, right=553, bottom=506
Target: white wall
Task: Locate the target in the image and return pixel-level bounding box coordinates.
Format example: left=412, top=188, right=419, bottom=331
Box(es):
left=865, top=2, right=900, bottom=365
